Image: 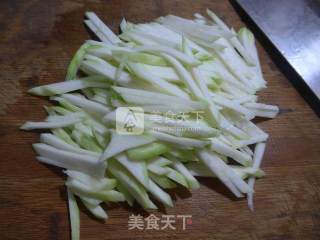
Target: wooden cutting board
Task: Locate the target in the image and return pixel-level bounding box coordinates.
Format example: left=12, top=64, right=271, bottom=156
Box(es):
left=0, top=1, right=319, bottom=239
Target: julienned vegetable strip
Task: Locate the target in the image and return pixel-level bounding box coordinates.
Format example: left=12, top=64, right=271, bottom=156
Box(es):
left=21, top=9, right=279, bottom=239
left=247, top=142, right=266, bottom=211
left=67, top=189, right=80, bottom=240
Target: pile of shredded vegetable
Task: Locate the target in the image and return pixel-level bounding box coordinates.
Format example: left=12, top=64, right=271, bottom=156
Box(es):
left=22, top=10, right=279, bottom=239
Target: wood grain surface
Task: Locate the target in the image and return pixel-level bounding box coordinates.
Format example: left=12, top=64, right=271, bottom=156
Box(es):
left=0, top=1, right=319, bottom=239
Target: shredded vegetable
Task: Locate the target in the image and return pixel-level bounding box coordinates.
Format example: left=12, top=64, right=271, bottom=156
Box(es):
left=22, top=9, right=279, bottom=239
